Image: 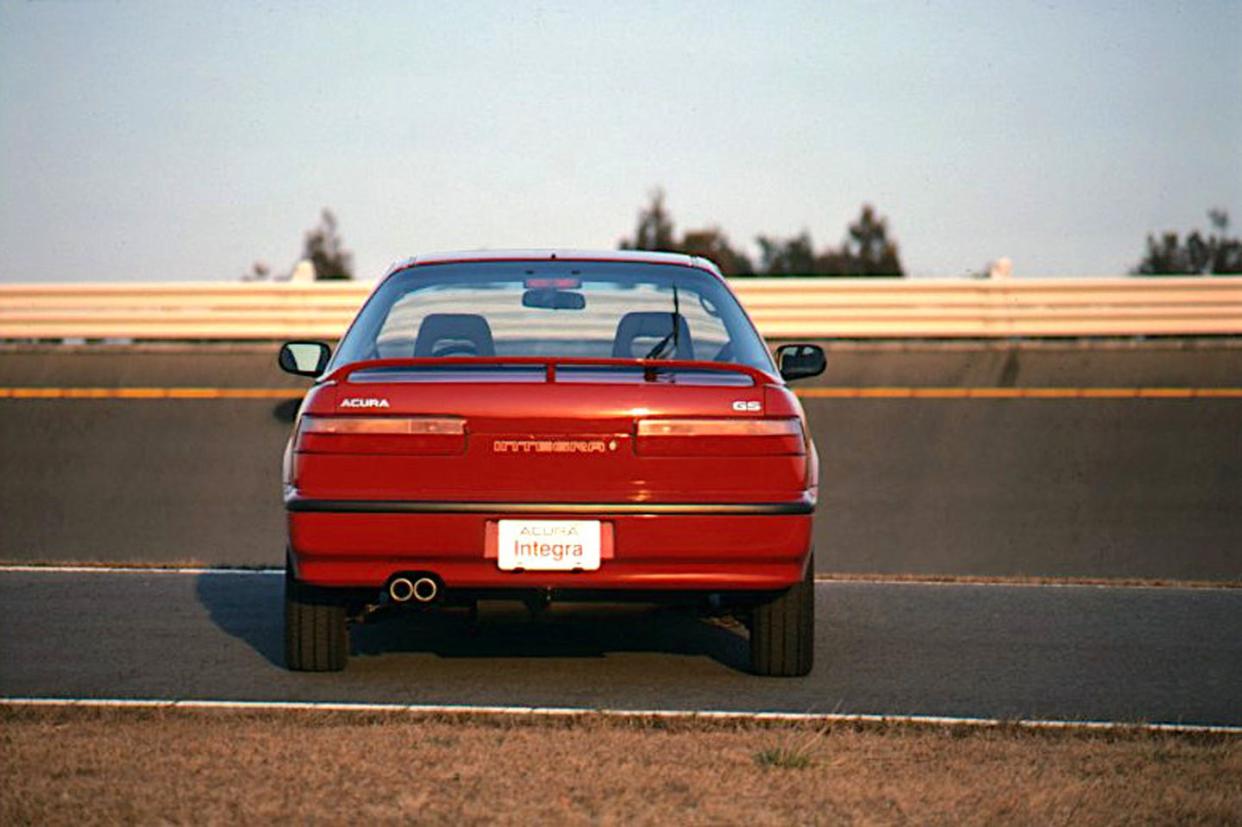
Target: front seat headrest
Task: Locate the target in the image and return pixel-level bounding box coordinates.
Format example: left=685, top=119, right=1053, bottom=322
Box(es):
left=413, top=313, right=496, bottom=357
left=612, top=311, right=694, bottom=360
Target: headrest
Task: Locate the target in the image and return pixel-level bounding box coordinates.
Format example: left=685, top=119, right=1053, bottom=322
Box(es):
left=413, top=313, right=496, bottom=357
left=612, top=311, right=694, bottom=360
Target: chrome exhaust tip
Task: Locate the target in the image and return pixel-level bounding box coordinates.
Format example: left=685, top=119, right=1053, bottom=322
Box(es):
left=411, top=576, right=439, bottom=603
left=388, top=577, right=415, bottom=603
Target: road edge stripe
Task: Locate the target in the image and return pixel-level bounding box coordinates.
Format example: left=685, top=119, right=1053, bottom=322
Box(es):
left=1, top=565, right=1238, bottom=590
left=2, top=697, right=1237, bottom=735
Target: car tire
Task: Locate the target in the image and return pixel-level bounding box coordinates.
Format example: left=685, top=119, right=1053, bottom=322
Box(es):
left=284, top=564, right=348, bottom=672
left=750, top=557, right=814, bottom=677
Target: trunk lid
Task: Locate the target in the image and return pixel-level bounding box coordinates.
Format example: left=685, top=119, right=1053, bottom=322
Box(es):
left=292, top=358, right=809, bottom=505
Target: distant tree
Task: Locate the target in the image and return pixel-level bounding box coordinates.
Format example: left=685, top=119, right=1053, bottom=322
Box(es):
left=302, top=209, right=354, bottom=280
left=756, top=232, right=818, bottom=275
left=241, top=261, right=271, bottom=282
left=1133, top=209, right=1242, bottom=275
left=620, top=191, right=753, bottom=275
left=827, top=204, right=904, bottom=276
left=755, top=205, right=905, bottom=277
left=618, top=192, right=904, bottom=277
left=680, top=227, right=754, bottom=276
left=620, top=189, right=677, bottom=252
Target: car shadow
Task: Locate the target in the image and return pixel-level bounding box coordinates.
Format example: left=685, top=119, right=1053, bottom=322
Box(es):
left=351, top=603, right=752, bottom=672
left=195, top=572, right=286, bottom=668
left=195, top=573, right=751, bottom=673
left=271, top=398, right=301, bottom=423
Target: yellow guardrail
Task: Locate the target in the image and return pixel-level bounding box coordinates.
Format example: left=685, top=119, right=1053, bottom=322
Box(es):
left=1, top=277, right=1240, bottom=339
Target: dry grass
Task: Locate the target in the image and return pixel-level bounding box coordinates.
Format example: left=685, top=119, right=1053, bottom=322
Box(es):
left=2, top=707, right=1240, bottom=826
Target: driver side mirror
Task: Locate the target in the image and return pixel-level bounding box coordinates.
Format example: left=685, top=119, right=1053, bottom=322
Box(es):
left=278, top=341, right=332, bottom=378
left=775, top=344, right=826, bottom=382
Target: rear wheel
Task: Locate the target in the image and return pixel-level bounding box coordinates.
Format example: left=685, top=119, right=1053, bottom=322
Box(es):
left=284, top=564, right=348, bottom=672
left=750, top=557, right=814, bottom=677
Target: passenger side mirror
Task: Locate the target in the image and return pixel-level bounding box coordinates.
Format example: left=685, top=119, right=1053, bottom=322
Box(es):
left=279, top=341, right=332, bottom=378
left=775, top=344, right=826, bottom=382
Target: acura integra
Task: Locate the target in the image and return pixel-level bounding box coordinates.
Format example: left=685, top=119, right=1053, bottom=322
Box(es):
left=278, top=250, right=825, bottom=675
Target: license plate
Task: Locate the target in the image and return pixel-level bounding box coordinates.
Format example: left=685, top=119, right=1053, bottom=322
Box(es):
left=496, top=519, right=601, bottom=571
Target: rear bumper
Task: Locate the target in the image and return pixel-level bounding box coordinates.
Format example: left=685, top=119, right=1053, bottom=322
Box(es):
left=286, top=495, right=813, bottom=516
left=286, top=494, right=814, bottom=591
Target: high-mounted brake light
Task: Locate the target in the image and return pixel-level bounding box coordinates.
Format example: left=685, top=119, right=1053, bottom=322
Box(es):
left=635, top=417, right=805, bottom=456
left=524, top=277, right=581, bottom=289
left=300, top=416, right=465, bottom=435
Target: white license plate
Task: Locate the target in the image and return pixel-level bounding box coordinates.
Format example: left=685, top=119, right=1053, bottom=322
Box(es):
left=496, top=519, right=601, bottom=571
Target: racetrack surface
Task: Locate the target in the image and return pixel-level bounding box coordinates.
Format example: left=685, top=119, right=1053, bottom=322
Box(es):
left=2, top=341, right=1240, bottom=579
left=3, top=570, right=1239, bottom=727
left=2, top=396, right=1239, bottom=580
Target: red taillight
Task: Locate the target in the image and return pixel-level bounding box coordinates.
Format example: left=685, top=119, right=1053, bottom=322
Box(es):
left=635, top=417, right=805, bottom=456
left=296, top=415, right=466, bottom=455
left=300, top=416, right=465, bottom=436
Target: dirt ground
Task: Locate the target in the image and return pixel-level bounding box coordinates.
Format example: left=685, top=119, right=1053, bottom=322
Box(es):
left=2, top=706, right=1239, bottom=825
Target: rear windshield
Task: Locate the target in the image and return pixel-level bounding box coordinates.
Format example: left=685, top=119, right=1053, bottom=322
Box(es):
left=328, top=261, right=775, bottom=374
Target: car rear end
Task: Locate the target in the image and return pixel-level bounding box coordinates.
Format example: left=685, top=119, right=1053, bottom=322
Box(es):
left=280, top=253, right=820, bottom=675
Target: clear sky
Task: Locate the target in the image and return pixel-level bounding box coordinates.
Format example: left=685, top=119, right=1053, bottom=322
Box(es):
left=1, top=0, right=1239, bottom=281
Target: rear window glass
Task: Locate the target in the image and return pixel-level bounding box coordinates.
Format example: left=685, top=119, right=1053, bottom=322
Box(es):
left=329, top=261, right=774, bottom=374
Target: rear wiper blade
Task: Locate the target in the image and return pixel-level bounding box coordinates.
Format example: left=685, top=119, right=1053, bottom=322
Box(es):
left=644, top=284, right=681, bottom=360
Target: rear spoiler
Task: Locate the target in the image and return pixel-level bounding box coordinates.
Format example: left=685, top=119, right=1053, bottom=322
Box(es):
left=324, top=356, right=777, bottom=386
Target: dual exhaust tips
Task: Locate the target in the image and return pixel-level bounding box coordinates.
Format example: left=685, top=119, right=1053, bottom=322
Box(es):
left=388, top=575, right=439, bottom=604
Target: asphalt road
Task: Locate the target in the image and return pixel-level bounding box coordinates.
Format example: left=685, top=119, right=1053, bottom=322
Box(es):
left=2, top=342, right=1240, bottom=579
left=2, top=570, right=1239, bottom=726
left=2, top=396, right=1239, bottom=580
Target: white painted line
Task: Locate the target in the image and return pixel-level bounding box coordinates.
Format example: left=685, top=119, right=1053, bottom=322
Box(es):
left=813, top=576, right=1242, bottom=591
left=0, top=565, right=1236, bottom=591
left=3, top=696, right=1238, bottom=735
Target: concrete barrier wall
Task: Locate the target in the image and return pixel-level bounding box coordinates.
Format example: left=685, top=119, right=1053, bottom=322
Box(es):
left=2, top=341, right=1240, bottom=580
left=6, top=277, right=1242, bottom=338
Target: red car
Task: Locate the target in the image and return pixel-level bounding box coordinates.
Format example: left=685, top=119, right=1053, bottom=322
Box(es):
left=278, top=250, right=824, bottom=675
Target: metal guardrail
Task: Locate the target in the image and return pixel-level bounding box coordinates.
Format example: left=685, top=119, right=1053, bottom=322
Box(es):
left=1, top=277, right=1240, bottom=339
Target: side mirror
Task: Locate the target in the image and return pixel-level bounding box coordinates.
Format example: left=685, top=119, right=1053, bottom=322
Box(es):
left=775, top=343, right=826, bottom=382
left=278, top=341, right=332, bottom=378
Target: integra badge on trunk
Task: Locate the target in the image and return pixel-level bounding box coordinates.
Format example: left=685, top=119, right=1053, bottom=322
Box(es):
left=493, top=439, right=619, bottom=454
